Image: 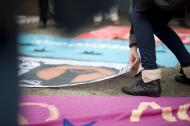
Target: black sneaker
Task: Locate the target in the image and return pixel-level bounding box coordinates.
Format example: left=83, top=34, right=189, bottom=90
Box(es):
left=122, top=79, right=161, bottom=97
left=175, top=74, right=190, bottom=85
left=175, top=67, right=190, bottom=85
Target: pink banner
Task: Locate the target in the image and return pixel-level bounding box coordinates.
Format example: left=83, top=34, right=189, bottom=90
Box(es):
left=76, top=26, right=190, bottom=45
left=76, top=26, right=130, bottom=40
left=19, top=96, right=190, bottom=126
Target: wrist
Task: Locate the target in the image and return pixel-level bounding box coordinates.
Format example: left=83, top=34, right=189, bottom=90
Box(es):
left=131, top=45, right=137, bottom=50
left=129, top=34, right=137, bottom=48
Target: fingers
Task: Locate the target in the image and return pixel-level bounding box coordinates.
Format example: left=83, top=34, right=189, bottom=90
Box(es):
left=130, top=55, right=140, bottom=70
left=129, top=48, right=140, bottom=70
left=130, top=58, right=139, bottom=70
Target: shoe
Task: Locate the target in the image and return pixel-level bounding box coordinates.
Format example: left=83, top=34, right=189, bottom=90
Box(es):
left=122, top=79, right=161, bottom=97
left=94, top=22, right=101, bottom=27
left=175, top=74, right=190, bottom=85
left=175, top=67, right=190, bottom=85
left=112, top=20, right=120, bottom=25
left=38, top=21, right=47, bottom=28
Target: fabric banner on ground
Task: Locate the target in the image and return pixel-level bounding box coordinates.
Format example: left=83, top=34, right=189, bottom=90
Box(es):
left=18, top=57, right=129, bottom=87
left=18, top=33, right=190, bottom=68
left=18, top=33, right=130, bottom=87
left=76, top=26, right=130, bottom=40
left=19, top=96, right=190, bottom=126
left=76, top=26, right=190, bottom=45
left=18, top=33, right=130, bottom=64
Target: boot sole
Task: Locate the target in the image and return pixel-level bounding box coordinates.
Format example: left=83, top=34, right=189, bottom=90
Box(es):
left=122, top=89, right=161, bottom=97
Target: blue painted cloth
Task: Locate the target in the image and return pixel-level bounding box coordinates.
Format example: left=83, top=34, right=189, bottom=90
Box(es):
left=18, top=33, right=190, bottom=68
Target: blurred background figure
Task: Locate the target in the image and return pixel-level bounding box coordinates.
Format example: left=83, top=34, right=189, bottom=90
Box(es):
left=38, top=0, right=56, bottom=28
left=53, top=0, right=117, bottom=30
left=128, top=0, right=137, bottom=16
left=93, top=0, right=120, bottom=26
left=175, top=6, right=190, bottom=28
left=38, top=0, right=49, bottom=28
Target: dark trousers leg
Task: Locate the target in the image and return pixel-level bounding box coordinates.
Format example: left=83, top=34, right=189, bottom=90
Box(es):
left=153, top=23, right=190, bottom=67
left=39, top=0, right=48, bottom=23
left=132, top=10, right=190, bottom=69
left=132, top=11, right=157, bottom=69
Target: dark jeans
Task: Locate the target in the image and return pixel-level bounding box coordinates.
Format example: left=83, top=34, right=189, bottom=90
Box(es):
left=132, top=9, right=190, bottom=69
left=39, top=0, right=49, bottom=23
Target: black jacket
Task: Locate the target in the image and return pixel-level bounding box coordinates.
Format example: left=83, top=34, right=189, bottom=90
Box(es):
left=135, top=0, right=190, bottom=11
left=135, top=0, right=155, bottom=11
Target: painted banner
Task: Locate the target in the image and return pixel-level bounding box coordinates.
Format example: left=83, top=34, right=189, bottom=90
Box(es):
left=76, top=26, right=190, bottom=45
left=19, top=96, right=190, bottom=126
left=18, top=33, right=130, bottom=64
left=18, top=33, right=190, bottom=68
left=18, top=57, right=129, bottom=87
left=76, top=26, right=130, bottom=40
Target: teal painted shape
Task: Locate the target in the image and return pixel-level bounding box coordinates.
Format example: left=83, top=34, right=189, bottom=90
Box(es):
left=156, top=44, right=190, bottom=67
left=18, top=33, right=190, bottom=68
left=82, top=121, right=96, bottom=126
left=63, top=119, right=96, bottom=126
left=18, top=33, right=130, bottom=64
left=63, top=119, right=73, bottom=126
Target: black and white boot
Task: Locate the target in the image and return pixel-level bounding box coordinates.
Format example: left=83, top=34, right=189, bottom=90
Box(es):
left=122, top=69, right=161, bottom=97
left=175, top=67, right=190, bottom=85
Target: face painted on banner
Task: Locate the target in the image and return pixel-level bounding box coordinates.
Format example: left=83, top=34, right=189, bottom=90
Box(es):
left=18, top=57, right=119, bottom=87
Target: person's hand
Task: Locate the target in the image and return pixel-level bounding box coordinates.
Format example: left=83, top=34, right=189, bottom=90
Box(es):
left=129, top=45, right=140, bottom=70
